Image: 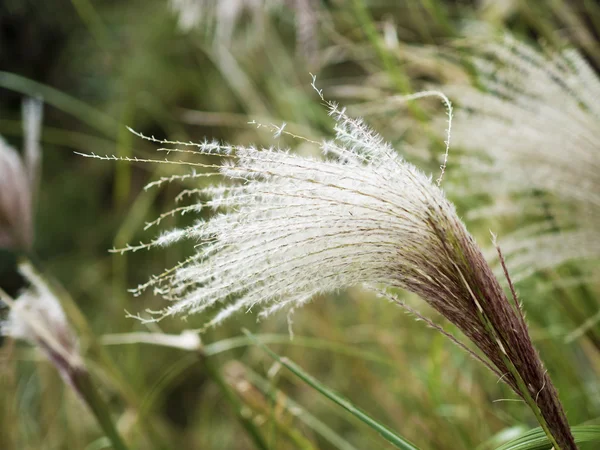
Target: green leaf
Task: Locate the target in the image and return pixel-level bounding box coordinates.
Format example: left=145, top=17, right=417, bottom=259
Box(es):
left=495, top=425, right=600, bottom=450
left=0, top=71, right=117, bottom=136
left=242, top=329, right=421, bottom=450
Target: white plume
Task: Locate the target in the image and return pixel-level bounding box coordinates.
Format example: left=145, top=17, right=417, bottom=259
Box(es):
left=106, top=90, right=470, bottom=330
left=445, top=35, right=600, bottom=278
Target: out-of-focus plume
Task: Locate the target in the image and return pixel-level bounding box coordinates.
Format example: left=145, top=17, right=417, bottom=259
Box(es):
left=169, top=0, right=320, bottom=64
left=0, top=98, right=43, bottom=251
left=443, top=35, right=600, bottom=281
left=0, top=262, right=82, bottom=387
left=169, top=0, right=268, bottom=35
left=0, top=262, right=130, bottom=450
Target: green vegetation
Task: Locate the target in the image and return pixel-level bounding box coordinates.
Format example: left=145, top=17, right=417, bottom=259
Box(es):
left=0, top=1, right=599, bottom=449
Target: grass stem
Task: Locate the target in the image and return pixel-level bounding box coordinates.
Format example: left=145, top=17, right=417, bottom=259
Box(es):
left=70, top=367, right=130, bottom=450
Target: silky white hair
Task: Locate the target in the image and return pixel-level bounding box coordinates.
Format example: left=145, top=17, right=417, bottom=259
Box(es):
left=87, top=86, right=458, bottom=329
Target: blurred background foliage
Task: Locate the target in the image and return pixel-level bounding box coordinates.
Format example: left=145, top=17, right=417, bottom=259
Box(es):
left=1, top=0, right=599, bottom=449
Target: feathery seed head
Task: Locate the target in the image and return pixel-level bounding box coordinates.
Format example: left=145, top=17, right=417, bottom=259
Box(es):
left=0, top=137, right=32, bottom=250
left=0, top=98, right=43, bottom=251
left=106, top=90, right=575, bottom=448
left=169, top=0, right=270, bottom=34
left=445, top=35, right=600, bottom=279
left=169, top=0, right=319, bottom=65
left=129, top=99, right=463, bottom=329
left=1, top=263, right=82, bottom=383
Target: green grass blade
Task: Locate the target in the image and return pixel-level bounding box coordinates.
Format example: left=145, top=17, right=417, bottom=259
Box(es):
left=494, top=425, right=600, bottom=450
left=242, top=329, right=421, bottom=450
left=203, top=333, right=395, bottom=366
left=242, top=364, right=359, bottom=450
left=0, top=71, right=117, bottom=136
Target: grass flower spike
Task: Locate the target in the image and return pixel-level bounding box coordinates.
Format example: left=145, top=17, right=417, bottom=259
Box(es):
left=445, top=35, right=600, bottom=280
left=101, top=86, right=577, bottom=448
left=169, top=0, right=319, bottom=64
left=0, top=98, right=43, bottom=251
left=1, top=263, right=81, bottom=381
left=0, top=263, right=130, bottom=450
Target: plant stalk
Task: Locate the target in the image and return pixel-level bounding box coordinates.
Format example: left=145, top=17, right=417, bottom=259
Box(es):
left=474, top=305, right=575, bottom=449
left=198, top=350, right=269, bottom=450
left=70, top=366, right=130, bottom=450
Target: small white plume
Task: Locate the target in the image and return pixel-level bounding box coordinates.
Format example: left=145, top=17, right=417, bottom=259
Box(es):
left=1, top=263, right=81, bottom=376
left=89, top=88, right=470, bottom=332
left=0, top=98, right=43, bottom=250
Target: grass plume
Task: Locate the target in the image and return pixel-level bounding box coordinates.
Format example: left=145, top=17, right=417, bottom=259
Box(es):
left=445, top=34, right=600, bottom=280
left=91, top=86, right=578, bottom=448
